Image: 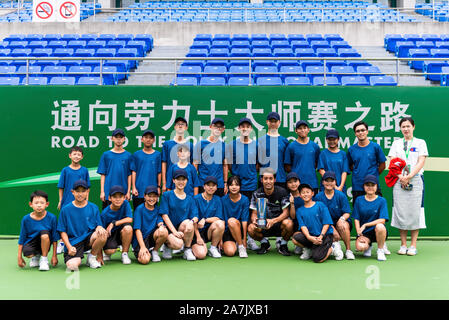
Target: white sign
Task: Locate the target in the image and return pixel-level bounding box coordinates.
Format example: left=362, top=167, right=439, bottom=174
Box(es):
left=33, top=0, right=80, bottom=22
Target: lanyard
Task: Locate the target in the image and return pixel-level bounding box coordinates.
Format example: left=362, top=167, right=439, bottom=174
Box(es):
left=404, top=138, right=414, bottom=161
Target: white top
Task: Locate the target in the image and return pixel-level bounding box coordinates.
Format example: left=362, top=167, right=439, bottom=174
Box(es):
left=388, top=137, right=429, bottom=175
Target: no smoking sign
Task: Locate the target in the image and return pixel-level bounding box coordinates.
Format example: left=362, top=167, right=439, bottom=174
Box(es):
left=33, top=0, right=80, bottom=22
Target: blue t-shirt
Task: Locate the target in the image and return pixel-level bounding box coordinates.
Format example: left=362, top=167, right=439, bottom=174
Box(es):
left=131, top=150, right=162, bottom=199
left=166, top=163, right=201, bottom=196
left=101, top=200, right=133, bottom=232
left=347, top=142, right=386, bottom=191
left=284, top=140, right=321, bottom=188
left=18, top=212, right=59, bottom=245
left=132, top=204, right=164, bottom=249
left=293, top=196, right=305, bottom=211
left=352, top=196, right=389, bottom=234
left=161, top=140, right=194, bottom=173
left=314, top=190, right=352, bottom=223
left=194, top=194, right=224, bottom=230
left=58, top=166, right=91, bottom=207
left=97, top=150, right=132, bottom=197
left=221, top=194, right=250, bottom=229
left=226, top=139, right=258, bottom=191
left=57, top=202, right=102, bottom=246
left=296, top=202, right=334, bottom=236
left=158, top=191, right=199, bottom=228
left=257, top=135, right=290, bottom=183
left=317, top=149, right=350, bottom=191
left=193, top=140, right=226, bottom=188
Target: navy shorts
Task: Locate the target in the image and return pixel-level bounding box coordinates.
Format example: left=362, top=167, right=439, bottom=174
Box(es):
left=64, top=233, right=93, bottom=264
left=22, top=230, right=51, bottom=257
left=133, top=229, right=157, bottom=257
left=104, top=223, right=133, bottom=250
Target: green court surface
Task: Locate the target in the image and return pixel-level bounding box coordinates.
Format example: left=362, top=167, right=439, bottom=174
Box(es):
left=2, top=239, right=449, bottom=300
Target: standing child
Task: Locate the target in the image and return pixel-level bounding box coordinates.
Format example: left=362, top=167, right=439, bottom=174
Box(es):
left=101, top=185, right=134, bottom=265
left=131, top=129, right=162, bottom=209
left=97, top=128, right=132, bottom=209
left=18, top=190, right=59, bottom=271
left=132, top=186, right=168, bottom=264
left=286, top=172, right=303, bottom=255
left=166, top=144, right=201, bottom=197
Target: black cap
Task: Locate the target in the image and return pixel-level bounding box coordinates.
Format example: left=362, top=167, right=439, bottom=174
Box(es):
left=298, top=183, right=313, bottom=192
left=72, top=179, right=89, bottom=190
left=204, top=176, right=218, bottom=185
left=112, top=128, right=125, bottom=137
left=295, top=120, right=309, bottom=129
left=173, top=169, right=188, bottom=180
left=363, top=175, right=378, bottom=185
left=109, top=185, right=126, bottom=196
left=286, top=172, right=300, bottom=182
left=174, top=117, right=188, bottom=125
left=326, top=129, right=340, bottom=139
left=322, top=171, right=337, bottom=181
left=211, top=118, right=225, bottom=126
left=142, top=129, right=155, bottom=137
left=144, top=185, right=159, bottom=195
left=267, top=111, right=280, bottom=121
left=238, top=117, right=252, bottom=126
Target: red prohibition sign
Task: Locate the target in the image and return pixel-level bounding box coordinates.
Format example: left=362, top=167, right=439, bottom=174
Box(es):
left=35, top=2, right=53, bottom=19
left=60, top=1, right=78, bottom=19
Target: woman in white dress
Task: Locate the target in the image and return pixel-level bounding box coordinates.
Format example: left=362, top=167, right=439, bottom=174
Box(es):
left=388, top=117, right=428, bottom=256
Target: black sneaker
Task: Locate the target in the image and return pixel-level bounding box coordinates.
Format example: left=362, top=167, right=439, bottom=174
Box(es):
left=278, top=244, right=291, bottom=256
left=256, top=242, right=271, bottom=254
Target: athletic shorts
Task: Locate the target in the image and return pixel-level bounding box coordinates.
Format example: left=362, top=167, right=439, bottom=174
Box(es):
left=22, top=230, right=51, bottom=257
left=133, top=229, right=157, bottom=257
left=260, top=221, right=283, bottom=238
left=104, top=223, right=132, bottom=250
left=64, top=233, right=93, bottom=264
left=222, top=225, right=245, bottom=243
left=359, top=227, right=389, bottom=244
left=192, top=225, right=211, bottom=245
left=293, top=232, right=333, bottom=263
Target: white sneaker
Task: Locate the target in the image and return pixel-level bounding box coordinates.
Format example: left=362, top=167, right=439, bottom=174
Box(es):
left=162, top=244, right=173, bottom=260
left=238, top=245, right=248, bottom=258
left=398, top=245, right=408, bottom=255
left=151, top=250, right=161, bottom=262
left=383, top=243, right=391, bottom=255
left=345, top=250, right=355, bottom=260
left=332, top=241, right=342, bottom=252
left=103, top=253, right=111, bottom=261
left=247, top=237, right=260, bottom=251
left=57, top=241, right=65, bottom=254
left=121, top=252, right=131, bottom=265
left=173, top=244, right=184, bottom=255
left=183, top=248, right=196, bottom=261
left=377, top=248, right=387, bottom=261
left=363, top=245, right=372, bottom=257
left=332, top=248, right=344, bottom=261
left=208, top=246, right=222, bottom=258
left=407, top=246, right=417, bottom=256
left=275, top=237, right=282, bottom=250
left=300, top=248, right=312, bottom=260
left=86, top=254, right=101, bottom=269
left=294, top=246, right=303, bottom=255
left=29, top=255, right=40, bottom=268
left=39, top=256, right=50, bottom=271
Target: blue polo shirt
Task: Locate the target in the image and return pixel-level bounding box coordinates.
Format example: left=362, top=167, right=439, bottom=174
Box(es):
left=226, top=139, right=258, bottom=191
left=131, top=150, right=161, bottom=199
left=284, top=140, right=321, bottom=189
left=58, top=166, right=91, bottom=207
left=314, top=190, right=352, bottom=224
left=161, top=140, right=194, bottom=173
left=194, top=194, right=224, bottom=230
left=101, top=200, right=133, bottom=232
left=193, top=139, right=226, bottom=188
left=97, top=150, right=132, bottom=197
left=132, top=204, right=164, bottom=248
left=347, top=142, right=386, bottom=192
left=317, top=149, right=350, bottom=191
left=18, top=212, right=59, bottom=245
left=57, top=202, right=102, bottom=246
left=257, top=134, right=290, bottom=183
left=221, top=194, right=250, bottom=229
left=296, top=201, right=333, bottom=236
left=166, top=163, right=201, bottom=196
left=352, top=196, right=389, bottom=234
left=158, top=191, right=199, bottom=228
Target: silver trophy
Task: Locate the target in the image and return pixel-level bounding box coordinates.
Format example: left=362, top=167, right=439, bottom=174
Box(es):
left=256, top=197, right=267, bottom=229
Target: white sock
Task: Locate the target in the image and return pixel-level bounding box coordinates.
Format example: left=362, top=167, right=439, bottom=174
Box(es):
left=261, top=238, right=269, bottom=244
left=280, top=239, right=288, bottom=245
left=210, top=245, right=217, bottom=250
left=238, top=244, right=245, bottom=249
left=40, top=256, right=48, bottom=261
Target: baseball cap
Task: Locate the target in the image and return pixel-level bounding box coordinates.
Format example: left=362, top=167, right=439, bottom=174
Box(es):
left=295, top=120, right=309, bottom=129
left=326, top=129, right=340, bottom=139
left=144, top=185, right=159, bottom=195
left=267, top=112, right=280, bottom=121
left=72, top=179, right=89, bottom=190
left=238, top=117, right=252, bottom=126
left=112, top=128, right=125, bottom=137
left=173, top=169, right=188, bottom=180
left=322, top=171, right=337, bottom=181
left=211, top=118, right=225, bottom=126
left=174, top=117, right=188, bottom=125
left=142, top=129, right=155, bottom=137
left=204, top=176, right=218, bottom=185
left=286, top=172, right=300, bottom=182
left=363, top=175, right=378, bottom=185
left=298, top=183, right=314, bottom=192
left=109, top=185, right=126, bottom=196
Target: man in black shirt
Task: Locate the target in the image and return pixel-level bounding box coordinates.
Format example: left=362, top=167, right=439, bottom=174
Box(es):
left=248, top=168, right=294, bottom=256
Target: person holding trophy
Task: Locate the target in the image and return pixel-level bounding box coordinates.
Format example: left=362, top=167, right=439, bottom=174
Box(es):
left=248, top=168, right=293, bottom=256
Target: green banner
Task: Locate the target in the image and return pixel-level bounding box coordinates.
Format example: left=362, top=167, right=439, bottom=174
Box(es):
left=2, top=86, right=448, bottom=236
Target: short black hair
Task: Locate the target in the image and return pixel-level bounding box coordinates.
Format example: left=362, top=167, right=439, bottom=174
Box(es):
left=69, top=146, right=83, bottom=155
left=399, top=116, right=415, bottom=127
left=30, top=190, right=48, bottom=202
left=353, top=121, right=369, bottom=132
left=227, top=175, right=241, bottom=187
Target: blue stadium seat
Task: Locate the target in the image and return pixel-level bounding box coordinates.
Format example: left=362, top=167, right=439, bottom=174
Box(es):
left=341, top=76, right=369, bottom=86
left=408, top=49, right=430, bottom=70
left=279, top=65, right=303, bottom=79
left=316, top=48, right=338, bottom=57
left=209, top=48, right=229, bottom=57
left=230, top=48, right=251, bottom=57
left=68, top=66, right=93, bottom=82
left=203, top=65, right=228, bottom=76
left=291, top=40, right=311, bottom=50
left=95, top=48, right=117, bottom=57
left=284, top=76, right=311, bottom=86
left=369, top=76, right=397, bottom=86
left=27, top=41, right=47, bottom=49
left=16, top=66, right=41, bottom=79
left=273, top=48, right=294, bottom=57
left=0, top=66, right=16, bottom=77
left=440, top=66, right=449, bottom=86
left=116, top=48, right=138, bottom=69
left=0, top=77, right=20, bottom=85
left=211, top=40, right=231, bottom=49
left=310, top=40, right=330, bottom=50
left=187, top=49, right=208, bottom=57
left=31, top=48, right=53, bottom=57
left=332, top=65, right=355, bottom=80
left=61, top=34, right=80, bottom=42
left=324, top=34, right=344, bottom=42
left=47, top=41, right=67, bottom=50
left=97, top=34, right=117, bottom=43
left=347, top=60, right=371, bottom=69
left=269, top=34, right=287, bottom=43
left=306, top=34, right=324, bottom=42
left=394, top=41, right=416, bottom=58
left=74, top=48, right=95, bottom=57
left=255, top=76, right=283, bottom=86
left=7, top=41, right=27, bottom=49
left=288, top=34, right=306, bottom=43
left=58, top=60, right=81, bottom=69
left=295, top=48, right=316, bottom=58
left=213, top=34, right=231, bottom=42
left=0, top=49, right=10, bottom=56
left=252, top=48, right=273, bottom=57
left=116, top=34, right=134, bottom=43
left=338, top=48, right=362, bottom=57
left=330, top=41, right=352, bottom=50
left=49, top=76, right=76, bottom=85
left=228, top=75, right=252, bottom=86
left=194, top=34, right=213, bottom=42
left=77, top=76, right=102, bottom=85
left=21, top=76, right=48, bottom=85
left=312, top=76, right=341, bottom=86
left=356, top=66, right=382, bottom=81
left=43, top=34, right=61, bottom=42
left=80, top=34, right=97, bottom=42
left=67, top=41, right=87, bottom=50
left=305, top=65, right=329, bottom=80
left=127, top=40, right=147, bottom=56
left=108, top=40, right=127, bottom=50
left=423, top=60, right=449, bottom=81
left=199, top=75, right=227, bottom=86
left=11, top=48, right=32, bottom=57
left=86, top=40, right=106, bottom=50
left=93, top=66, right=118, bottom=85
left=43, top=66, right=67, bottom=80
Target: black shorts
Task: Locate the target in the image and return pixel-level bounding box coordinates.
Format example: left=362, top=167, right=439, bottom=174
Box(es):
left=132, top=197, right=145, bottom=210
left=260, top=221, right=283, bottom=238
left=360, top=228, right=389, bottom=244
left=64, top=233, right=93, bottom=264
left=198, top=187, right=225, bottom=197
left=22, top=230, right=51, bottom=257
left=291, top=218, right=299, bottom=233
left=102, top=200, right=111, bottom=210
left=293, top=232, right=333, bottom=263
left=104, top=223, right=132, bottom=250
left=192, top=225, right=211, bottom=245
left=133, top=229, right=157, bottom=257
left=222, top=225, right=245, bottom=243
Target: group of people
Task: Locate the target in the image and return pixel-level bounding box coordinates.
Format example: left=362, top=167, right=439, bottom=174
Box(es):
left=17, top=112, right=428, bottom=271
